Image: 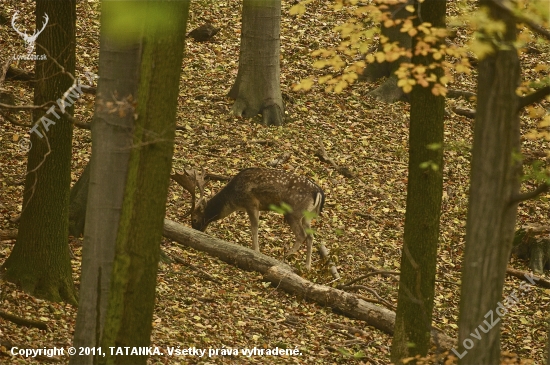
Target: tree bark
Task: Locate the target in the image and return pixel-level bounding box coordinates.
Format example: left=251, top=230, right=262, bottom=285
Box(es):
left=1, top=0, right=77, bottom=305
left=69, top=2, right=142, bottom=363
left=229, top=0, right=284, bottom=126
left=457, top=2, right=521, bottom=363
left=98, top=2, right=190, bottom=364
left=68, top=160, right=91, bottom=237
left=390, top=1, right=446, bottom=363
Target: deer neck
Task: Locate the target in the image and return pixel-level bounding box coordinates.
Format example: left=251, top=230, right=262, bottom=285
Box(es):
left=204, top=190, right=234, bottom=222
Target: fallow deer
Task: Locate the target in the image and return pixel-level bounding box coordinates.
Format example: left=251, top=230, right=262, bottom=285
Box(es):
left=171, top=168, right=325, bottom=270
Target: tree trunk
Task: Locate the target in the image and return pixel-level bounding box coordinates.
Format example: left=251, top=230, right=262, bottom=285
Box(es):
left=69, top=2, right=142, bottom=363
left=99, top=2, right=190, bottom=364
left=391, top=1, right=446, bottom=363
left=229, top=0, right=284, bottom=126
left=457, top=2, right=520, bottom=363
left=1, top=0, right=77, bottom=305
left=68, top=160, right=90, bottom=237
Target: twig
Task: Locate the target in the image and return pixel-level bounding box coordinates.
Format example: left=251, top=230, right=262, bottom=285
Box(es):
left=315, top=139, right=355, bottom=178
left=453, top=107, right=476, bottom=119
left=506, top=267, right=550, bottom=288
left=328, top=322, right=371, bottom=338
left=344, top=285, right=396, bottom=311
left=339, top=270, right=400, bottom=288
left=0, top=101, right=53, bottom=111
left=0, top=110, right=31, bottom=127
left=167, top=251, right=222, bottom=284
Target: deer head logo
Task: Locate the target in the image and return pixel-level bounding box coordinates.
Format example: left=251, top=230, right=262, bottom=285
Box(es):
left=11, top=11, right=49, bottom=55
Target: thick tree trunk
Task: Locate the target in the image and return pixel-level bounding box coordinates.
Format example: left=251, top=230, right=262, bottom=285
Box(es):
left=99, top=3, right=190, bottom=364
left=229, top=0, right=284, bottom=126
left=69, top=2, right=142, bottom=363
left=1, top=0, right=77, bottom=305
left=457, top=2, right=520, bottom=363
left=390, top=1, right=446, bottom=363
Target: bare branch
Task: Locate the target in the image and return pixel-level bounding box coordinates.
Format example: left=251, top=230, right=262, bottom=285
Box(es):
left=509, top=183, right=549, bottom=206
left=0, top=110, right=32, bottom=127
left=518, top=86, right=550, bottom=110
left=0, top=101, right=52, bottom=111
left=453, top=107, right=476, bottom=119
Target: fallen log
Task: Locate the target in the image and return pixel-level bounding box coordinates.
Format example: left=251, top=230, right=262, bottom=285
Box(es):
left=162, top=219, right=455, bottom=351
left=163, top=219, right=293, bottom=273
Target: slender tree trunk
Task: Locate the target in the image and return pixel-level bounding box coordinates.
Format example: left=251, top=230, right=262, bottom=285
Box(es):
left=1, top=0, right=77, bottom=305
left=69, top=2, right=142, bottom=363
left=457, top=2, right=520, bottom=363
left=229, top=0, right=284, bottom=126
left=99, top=2, right=190, bottom=364
left=390, top=1, right=445, bottom=363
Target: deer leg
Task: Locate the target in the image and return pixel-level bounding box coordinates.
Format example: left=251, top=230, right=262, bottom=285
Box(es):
left=303, top=218, right=314, bottom=271
left=247, top=208, right=260, bottom=252
left=285, top=214, right=310, bottom=268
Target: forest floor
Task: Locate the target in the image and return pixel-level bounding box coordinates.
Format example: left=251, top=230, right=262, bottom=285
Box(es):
left=1, top=0, right=550, bottom=364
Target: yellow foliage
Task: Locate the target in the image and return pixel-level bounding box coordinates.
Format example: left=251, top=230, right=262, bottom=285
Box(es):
left=334, top=80, right=349, bottom=93
left=318, top=75, right=333, bottom=84
left=375, top=52, right=386, bottom=63
left=470, top=38, right=494, bottom=59
left=397, top=78, right=416, bottom=93
left=293, top=77, right=314, bottom=91
left=538, top=116, right=550, bottom=128
left=342, top=72, right=358, bottom=83
left=432, top=83, right=447, bottom=96
left=528, top=106, right=546, bottom=118
left=313, top=60, right=327, bottom=69
left=289, top=3, right=306, bottom=16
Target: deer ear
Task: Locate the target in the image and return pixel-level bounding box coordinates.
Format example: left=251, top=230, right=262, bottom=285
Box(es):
left=198, top=198, right=207, bottom=209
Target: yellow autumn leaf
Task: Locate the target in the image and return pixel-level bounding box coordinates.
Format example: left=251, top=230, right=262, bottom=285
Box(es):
left=334, top=80, right=348, bottom=93
left=405, top=4, right=415, bottom=12
left=538, top=116, right=550, bottom=127
left=293, top=77, right=314, bottom=91
left=318, top=75, right=333, bottom=84
left=470, top=39, right=494, bottom=59
left=313, top=60, right=327, bottom=69
left=289, top=3, right=306, bottom=15
left=375, top=52, right=386, bottom=63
